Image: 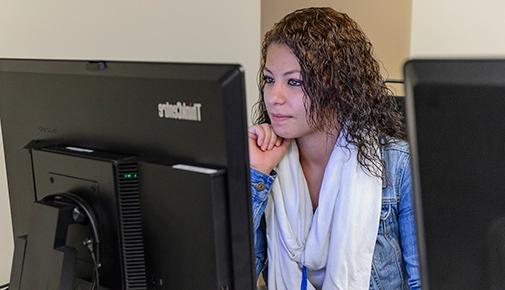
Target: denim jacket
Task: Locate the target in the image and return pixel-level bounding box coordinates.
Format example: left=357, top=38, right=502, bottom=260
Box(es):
left=250, top=140, right=421, bottom=289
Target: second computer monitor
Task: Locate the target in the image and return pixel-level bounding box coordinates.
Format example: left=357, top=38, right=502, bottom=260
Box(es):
left=405, top=59, right=505, bottom=290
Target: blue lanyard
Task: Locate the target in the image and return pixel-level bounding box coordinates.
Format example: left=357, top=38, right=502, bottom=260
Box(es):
left=301, top=266, right=308, bottom=290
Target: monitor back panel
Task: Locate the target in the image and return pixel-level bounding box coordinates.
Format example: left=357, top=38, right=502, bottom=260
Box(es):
left=405, top=59, right=505, bottom=290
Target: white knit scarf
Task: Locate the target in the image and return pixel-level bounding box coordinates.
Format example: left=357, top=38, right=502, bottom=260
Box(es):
left=265, top=135, right=382, bottom=290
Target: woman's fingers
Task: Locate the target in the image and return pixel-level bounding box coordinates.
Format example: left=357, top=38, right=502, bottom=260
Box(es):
left=249, top=124, right=284, bottom=151
left=260, top=124, right=272, bottom=150
left=249, top=125, right=265, bottom=147
left=267, top=129, right=278, bottom=150
left=248, top=127, right=259, bottom=140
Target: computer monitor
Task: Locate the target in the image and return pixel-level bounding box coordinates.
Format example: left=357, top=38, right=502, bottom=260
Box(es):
left=404, top=59, right=505, bottom=290
left=0, top=59, right=254, bottom=290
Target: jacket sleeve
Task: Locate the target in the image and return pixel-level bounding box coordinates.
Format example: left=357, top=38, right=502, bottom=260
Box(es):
left=398, top=153, right=422, bottom=290
left=250, top=168, right=275, bottom=277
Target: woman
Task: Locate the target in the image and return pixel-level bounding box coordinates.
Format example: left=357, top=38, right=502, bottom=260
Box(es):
left=248, top=7, right=420, bottom=290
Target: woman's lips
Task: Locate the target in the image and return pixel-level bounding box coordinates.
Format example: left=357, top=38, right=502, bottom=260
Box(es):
left=271, top=114, right=292, bottom=122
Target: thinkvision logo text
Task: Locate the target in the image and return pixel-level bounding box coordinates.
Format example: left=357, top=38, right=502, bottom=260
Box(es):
left=158, top=101, right=202, bottom=122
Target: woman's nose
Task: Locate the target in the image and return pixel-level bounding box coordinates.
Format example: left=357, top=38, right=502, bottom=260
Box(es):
left=267, top=83, right=286, bottom=105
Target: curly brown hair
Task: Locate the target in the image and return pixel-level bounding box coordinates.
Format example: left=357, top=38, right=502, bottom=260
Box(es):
left=253, top=7, right=405, bottom=178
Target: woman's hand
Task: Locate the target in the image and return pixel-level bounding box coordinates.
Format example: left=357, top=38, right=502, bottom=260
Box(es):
left=248, top=124, right=291, bottom=174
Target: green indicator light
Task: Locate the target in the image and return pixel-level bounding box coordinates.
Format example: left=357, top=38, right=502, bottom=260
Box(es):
left=123, top=173, right=138, bottom=179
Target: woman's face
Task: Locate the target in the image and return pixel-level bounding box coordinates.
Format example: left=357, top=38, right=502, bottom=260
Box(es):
left=263, top=43, right=313, bottom=139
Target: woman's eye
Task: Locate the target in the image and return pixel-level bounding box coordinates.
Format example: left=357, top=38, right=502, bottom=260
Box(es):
left=288, top=79, right=303, bottom=86
left=263, top=76, right=274, bottom=83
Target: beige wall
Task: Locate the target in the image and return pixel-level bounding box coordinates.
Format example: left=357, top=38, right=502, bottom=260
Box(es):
left=261, top=0, right=412, bottom=95
left=411, top=0, right=505, bottom=57
left=0, top=1, right=261, bottom=111
left=0, top=0, right=260, bottom=282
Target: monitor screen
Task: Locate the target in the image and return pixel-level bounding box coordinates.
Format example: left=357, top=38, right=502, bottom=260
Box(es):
left=0, top=59, right=255, bottom=290
left=404, top=59, right=505, bottom=290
